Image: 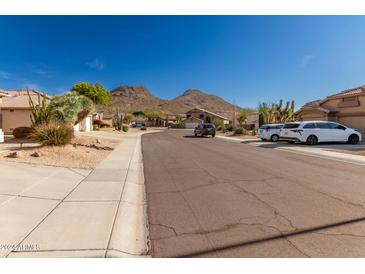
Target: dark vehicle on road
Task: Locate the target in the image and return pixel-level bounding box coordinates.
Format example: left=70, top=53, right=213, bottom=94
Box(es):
left=132, top=122, right=145, bottom=128
left=194, top=123, right=216, bottom=137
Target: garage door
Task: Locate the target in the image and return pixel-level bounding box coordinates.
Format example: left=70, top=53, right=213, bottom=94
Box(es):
left=185, top=123, right=199, bottom=129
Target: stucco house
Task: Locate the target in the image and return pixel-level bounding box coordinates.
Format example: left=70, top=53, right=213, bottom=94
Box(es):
left=243, top=111, right=260, bottom=130
left=184, top=107, right=230, bottom=129
left=0, top=90, right=52, bottom=134
left=0, top=89, right=93, bottom=135
left=295, top=85, right=365, bottom=137
left=0, top=91, right=10, bottom=142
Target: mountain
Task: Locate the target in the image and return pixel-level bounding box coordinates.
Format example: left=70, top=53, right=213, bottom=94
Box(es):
left=108, top=86, right=166, bottom=112
left=103, top=86, right=241, bottom=118
left=160, top=89, right=240, bottom=117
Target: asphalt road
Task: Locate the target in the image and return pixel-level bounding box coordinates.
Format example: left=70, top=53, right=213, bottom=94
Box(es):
left=142, top=130, right=365, bottom=257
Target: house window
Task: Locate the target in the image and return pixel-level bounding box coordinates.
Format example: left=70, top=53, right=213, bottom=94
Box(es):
left=199, top=114, right=204, bottom=119
left=343, top=96, right=357, bottom=102
left=187, top=114, right=191, bottom=118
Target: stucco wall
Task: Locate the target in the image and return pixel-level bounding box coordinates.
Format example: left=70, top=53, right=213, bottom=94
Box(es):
left=1, top=109, right=32, bottom=134
left=321, top=95, right=365, bottom=114
left=296, top=110, right=328, bottom=121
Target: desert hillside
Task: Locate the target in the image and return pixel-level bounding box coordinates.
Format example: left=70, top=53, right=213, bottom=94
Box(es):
left=102, top=86, right=241, bottom=117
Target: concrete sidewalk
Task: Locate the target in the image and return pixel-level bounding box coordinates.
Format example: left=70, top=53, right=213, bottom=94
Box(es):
left=1, top=131, right=150, bottom=258
left=217, top=135, right=365, bottom=166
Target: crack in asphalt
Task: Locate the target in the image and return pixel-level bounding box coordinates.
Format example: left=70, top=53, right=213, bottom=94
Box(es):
left=312, top=231, right=365, bottom=239
left=144, top=131, right=365, bottom=257
left=283, top=174, right=365, bottom=210
left=150, top=223, right=178, bottom=237
left=156, top=151, right=221, bottom=257
left=150, top=218, right=310, bottom=257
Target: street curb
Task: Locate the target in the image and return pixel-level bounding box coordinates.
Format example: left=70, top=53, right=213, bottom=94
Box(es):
left=216, top=135, right=365, bottom=166
left=105, top=132, right=153, bottom=258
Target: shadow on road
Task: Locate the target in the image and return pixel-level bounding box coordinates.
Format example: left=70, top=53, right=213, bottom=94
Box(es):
left=183, top=135, right=212, bottom=139
left=178, top=215, right=365, bottom=258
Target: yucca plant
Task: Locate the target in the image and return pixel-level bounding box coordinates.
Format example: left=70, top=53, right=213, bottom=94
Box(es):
left=28, top=91, right=51, bottom=126
left=259, top=100, right=295, bottom=124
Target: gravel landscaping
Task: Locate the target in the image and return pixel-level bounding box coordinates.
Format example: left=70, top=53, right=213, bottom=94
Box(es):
left=0, top=134, right=121, bottom=169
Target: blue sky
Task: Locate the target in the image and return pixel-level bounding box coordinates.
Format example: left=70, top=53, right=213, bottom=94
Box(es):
left=1, top=16, right=365, bottom=109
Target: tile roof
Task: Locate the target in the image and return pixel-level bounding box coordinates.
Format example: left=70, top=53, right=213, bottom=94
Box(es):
left=328, top=85, right=365, bottom=98
left=188, top=107, right=229, bottom=120
left=0, top=90, right=51, bottom=109
left=0, top=94, right=42, bottom=109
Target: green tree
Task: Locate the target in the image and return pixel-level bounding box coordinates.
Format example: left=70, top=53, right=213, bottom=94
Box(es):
left=123, top=113, right=135, bottom=124
left=145, top=110, right=165, bottom=126
left=238, top=108, right=254, bottom=126
left=176, top=114, right=182, bottom=125
left=48, top=92, right=93, bottom=125
left=132, top=111, right=145, bottom=117
left=71, top=82, right=112, bottom=105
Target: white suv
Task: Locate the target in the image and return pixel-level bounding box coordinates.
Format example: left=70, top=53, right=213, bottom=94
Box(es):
left=257, top=124, right=284, bottom=142
left=279, top=121, right=362, bottom=145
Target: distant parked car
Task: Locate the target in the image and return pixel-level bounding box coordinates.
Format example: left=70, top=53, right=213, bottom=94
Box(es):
left=279, top=121, right=362, bottom=145
left=132, top=122, right=145, bottom=128
left=194, top=123, right=216, bottom=137
left=257, top=124, right=283, bottom=142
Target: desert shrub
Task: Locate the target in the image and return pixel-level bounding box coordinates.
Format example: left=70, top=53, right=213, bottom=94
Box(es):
left=122, top=125, right=129, bottom=132
left=13, top=127, right=33, bottom=139
left=31, top=122, right=74, bottom=146
left=140, top=126, right=147, bottom=131
left=216, top=124, right=224, bottom=131
left=225, top=125, right=234, bottom=132
left=234, top=127, right=247, bottom=135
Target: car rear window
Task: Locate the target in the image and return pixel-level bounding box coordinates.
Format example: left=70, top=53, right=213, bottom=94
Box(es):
left=259, top=125, right=268, bottom=129
left=283, top=123, right=300, bottom=129
left=203, top=124, right=213, bottom=128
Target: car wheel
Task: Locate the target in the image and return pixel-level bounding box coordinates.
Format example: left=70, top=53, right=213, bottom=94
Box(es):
left=212, top=133, right=215, bottom=138
left=306, top=135, right=318, bottom=145
left=194, top=133, right=197, bottom=137
left=348, top=134, right=359, bottom=144
left=270, top=134, right=279, bottom=142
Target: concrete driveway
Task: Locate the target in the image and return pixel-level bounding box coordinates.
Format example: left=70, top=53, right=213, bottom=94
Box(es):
left=0, top=161, right=90, bottom=257
left=143, top=130, right=365, bottom=257
left=0, top=131, right=149, bottom=258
